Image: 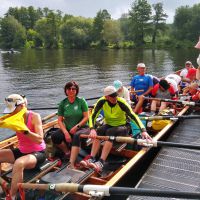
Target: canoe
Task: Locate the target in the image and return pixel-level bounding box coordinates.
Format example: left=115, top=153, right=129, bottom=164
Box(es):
left=0, top=71, right=191, bottom=199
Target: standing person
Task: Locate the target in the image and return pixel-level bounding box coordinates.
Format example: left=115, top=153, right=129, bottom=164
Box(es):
left=80, top=86, right=151, bottom=172
left=0, top=94, right=46, bottom=200
left=113, top=80, right=131, bottom=105
left=51, top=81, right=90, bottom=168
left=130, top=63, right=153, bottom=113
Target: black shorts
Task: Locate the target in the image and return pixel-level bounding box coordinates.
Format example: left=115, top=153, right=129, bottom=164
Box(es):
left=97, top=124, right=128, bottom=137
left=12, top=148, right=46, bottom=167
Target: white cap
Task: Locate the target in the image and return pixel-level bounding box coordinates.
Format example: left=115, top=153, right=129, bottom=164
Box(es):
left=4, top=94, right=26, bottom=114
left=137, top=63, right=146, bottom=68
left=185, top=61, right=192, bottom=65
left=103, top=86, right=117, bottom=96
left=113, top=80, right=123, bottom=91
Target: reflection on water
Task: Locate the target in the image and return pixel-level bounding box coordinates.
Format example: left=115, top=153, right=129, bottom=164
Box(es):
left=0, top=48, right=198, bottom=139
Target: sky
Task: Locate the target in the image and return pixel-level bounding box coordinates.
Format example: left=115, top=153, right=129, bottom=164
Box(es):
left=0, top=0, right=200, bottom=23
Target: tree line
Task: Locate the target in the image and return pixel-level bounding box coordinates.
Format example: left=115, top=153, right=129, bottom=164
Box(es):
left=0, top=0, right=199, bottom=49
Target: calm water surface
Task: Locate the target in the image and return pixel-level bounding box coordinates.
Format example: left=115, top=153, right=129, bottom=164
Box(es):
left=0, top=48, right=198, bottom=140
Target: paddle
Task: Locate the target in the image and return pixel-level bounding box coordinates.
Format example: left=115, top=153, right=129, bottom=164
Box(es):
left=145, top=97, right=200, bottom=106
left=80, top=135, right=200, bottom=150
left=140, top=115, right=200, bottom=121
left=18, top=182, right=200, bottom=199
left=28, top=96, right=100, bottom=111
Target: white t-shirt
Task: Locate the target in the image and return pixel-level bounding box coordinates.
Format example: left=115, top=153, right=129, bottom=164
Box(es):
left=118, top=86, right=131, bottom=105
left=165, top=77, right=178, bottom=92
left=165, top=74, right=181, bottom=85
left=180, top=68, right=188, bottom=78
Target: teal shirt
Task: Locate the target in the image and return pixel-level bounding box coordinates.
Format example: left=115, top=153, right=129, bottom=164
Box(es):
left=58, top=97, right=88, bottom=131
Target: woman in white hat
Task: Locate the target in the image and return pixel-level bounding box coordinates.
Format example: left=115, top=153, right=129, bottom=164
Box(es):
left=0, top=94, right=46, bottom=200
left=113, top=80, right=131, bottom=105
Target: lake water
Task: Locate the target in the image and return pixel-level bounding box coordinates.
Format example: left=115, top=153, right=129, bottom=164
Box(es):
left=0, top=48, right=199, bottom=140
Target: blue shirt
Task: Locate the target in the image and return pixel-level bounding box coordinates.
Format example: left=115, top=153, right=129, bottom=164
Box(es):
left=130, top=74, right=153, bottom=95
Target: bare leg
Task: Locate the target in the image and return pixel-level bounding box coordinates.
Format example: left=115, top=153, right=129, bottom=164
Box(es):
left=90, top=139, right=101, bottom=157
left=159, top=102, right=167, bottom=112
left=69, top=146, right=80, bottom=168
left=100, top=141, right=113, bottom=161
left=151, top=100, right=157, bottom=112
left=134, top=95, right=144, bottom=114
left=10, top=154, right=37, bottom=197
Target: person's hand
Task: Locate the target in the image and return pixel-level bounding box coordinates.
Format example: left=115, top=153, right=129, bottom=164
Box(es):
left=64, top=131, right=72, bottom=143
left=89, top=129, right=97, bottom=139
left=69, top=126, right=78, bottom=135
left=141, top=131, right=152, bottom=141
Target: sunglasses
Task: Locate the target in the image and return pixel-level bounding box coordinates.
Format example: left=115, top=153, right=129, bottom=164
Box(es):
left=109, top=93, right=118, bottom=98
left=67, top=87, right=77, bottom=91
left=5, top=98, right=22, bottom=102
left=5, top=95, right=26, bottom=103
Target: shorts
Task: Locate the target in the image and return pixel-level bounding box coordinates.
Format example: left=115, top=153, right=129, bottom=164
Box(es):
left=12, top=148, right=46, bottom=167
left=97, top=124, right=128, bottom=137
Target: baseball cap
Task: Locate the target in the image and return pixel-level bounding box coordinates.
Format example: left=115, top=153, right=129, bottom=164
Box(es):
left=113, top=80, right=123, bottom=91
left=185, top=61, right=192, bottom=65
left=103, top=86, right=118, bottom=97
left=137, top=63, right=146, bottom=68
left=4, top=94, right=26, bottom=114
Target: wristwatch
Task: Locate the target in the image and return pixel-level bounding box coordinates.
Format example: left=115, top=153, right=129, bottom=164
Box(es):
left=77, top=124, right=81, bottom=129
left=24, top=131, right=29, bottom=135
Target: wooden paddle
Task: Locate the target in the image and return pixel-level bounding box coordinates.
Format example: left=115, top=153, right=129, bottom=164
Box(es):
left=145, top=97, right=200, bottom=106
left=80, top=135, right=200, bottom=150
left=18, top=182, right=200, bottom=199
left=140, top=115, right=200, bottom=121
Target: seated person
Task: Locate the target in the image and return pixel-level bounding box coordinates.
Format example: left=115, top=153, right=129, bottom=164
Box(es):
left=0, top=94, right=46, bottom=200
left=180, top=61, right=194, bottom=88
left=51, top=81, right=90, bottom=168
left=113, top=80, right=131, bottom=105
left=165, top=73, right=181, bottom=96
left=186, top=68, right=197, bottom=83
left=80, top=86, right=151, bottom=172
left=183, top=82, right=200, bottom=102
left=150, top=80, right=176, bottom=113
left=130, top=63, right=153, bottom=113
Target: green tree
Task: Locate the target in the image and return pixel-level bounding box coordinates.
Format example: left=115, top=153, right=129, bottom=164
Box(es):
left=35, top=11, right=61, bottom=48
left=103, top=20, right=122, bottom=47
left=60, top=16, right=92, bottom=48
left=129, top=0, right=152, bottom=46
left=119, top=13, right=132, bottom=41
left=151, top=3, right=168, bottom=43
left=0, top=15, right=26, bottom=48
left=173, top=4, right=200, bottom=42
left=92, top=9, right=111, bottom=46
left=5, top=6, right=43, bottom=29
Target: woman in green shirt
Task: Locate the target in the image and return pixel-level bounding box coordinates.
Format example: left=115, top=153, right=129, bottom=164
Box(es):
left=51, top=81, right=90, bottom=168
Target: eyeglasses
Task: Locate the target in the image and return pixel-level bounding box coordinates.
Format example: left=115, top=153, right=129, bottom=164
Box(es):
left=67, top=87, right=77, bottom=91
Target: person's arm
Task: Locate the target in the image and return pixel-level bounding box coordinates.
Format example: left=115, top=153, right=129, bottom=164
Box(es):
left=58, top=115, right=71, bottom=142
left=25, top=113, right=44, bottom=144
left=142, top=86, right=153, bottom=96
left=196, top=66, right=200, bottom=81
left=123, top=87, right=131, bottom=104
left=70, top=111, right=89, bottom=135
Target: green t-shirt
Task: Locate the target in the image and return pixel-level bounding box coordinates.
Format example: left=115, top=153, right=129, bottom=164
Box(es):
left=58, top=97, right=88, bottom=131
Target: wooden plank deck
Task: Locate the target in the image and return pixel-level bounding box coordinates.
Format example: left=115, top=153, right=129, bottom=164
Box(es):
left=128, top=110, right=200, bottom=200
